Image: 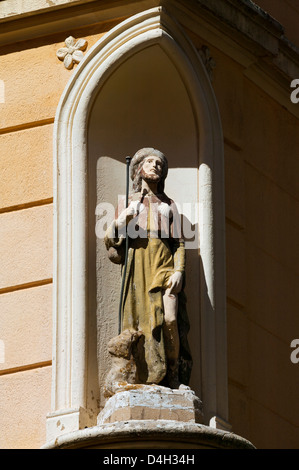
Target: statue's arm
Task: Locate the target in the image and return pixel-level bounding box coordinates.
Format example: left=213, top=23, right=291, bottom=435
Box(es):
left=104, top=196, right=135, bottom=249
left=167, top=241, right=185, bottom=294
left=103, top=197, right=130, bottom=264
left=104, top=219, right=124, bottom=250
left=169, top=200, right=185, bottom=273
left=173, top=240, right=185, bottom=273
left=167, top=200, right=185, bottom=294
left=104, top=197, right=143, bottom=264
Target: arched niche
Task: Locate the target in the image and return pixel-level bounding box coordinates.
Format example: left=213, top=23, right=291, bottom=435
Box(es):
left=46, top=6, right=229, bottom=443
left=88, top=42, right=200, bottom=407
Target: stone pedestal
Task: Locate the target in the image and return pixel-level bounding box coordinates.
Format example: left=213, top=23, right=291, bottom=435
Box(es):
left=98, top=385, right=203, bottom=425
left=42, top=385, right=255, bottom=449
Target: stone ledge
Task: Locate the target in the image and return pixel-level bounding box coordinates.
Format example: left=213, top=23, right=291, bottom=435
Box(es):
left=42, top=385, right=255, bottom=449
left=42, top=420, right=255, bottom=449
left=0, top=0, right=298, bottom=74
left=172, top=0, right=299, bottom=79
left=0, top=0, right=96, bottom=21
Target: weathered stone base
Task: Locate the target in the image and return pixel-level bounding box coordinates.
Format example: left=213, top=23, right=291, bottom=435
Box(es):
left=42, top=420, right=255, bottom=449
left=42, top=385, right=255, bottom=449
left=97, top=384, right=203, bottom=425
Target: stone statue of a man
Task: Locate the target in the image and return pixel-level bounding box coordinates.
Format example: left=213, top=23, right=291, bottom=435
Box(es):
left=104, top=148, right=192, bottom=389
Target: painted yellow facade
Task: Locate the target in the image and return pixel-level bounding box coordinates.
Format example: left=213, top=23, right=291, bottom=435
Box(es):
left=0, top=14, right=118, bottom=448
left=0, top=0, right=298, bottom=449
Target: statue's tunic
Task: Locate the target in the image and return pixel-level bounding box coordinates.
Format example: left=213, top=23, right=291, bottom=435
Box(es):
left=104, top=192, right=192, bottom=386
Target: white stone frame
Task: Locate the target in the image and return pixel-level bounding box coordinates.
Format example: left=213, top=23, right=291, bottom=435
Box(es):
left=46, top=6, right=229, bottom=442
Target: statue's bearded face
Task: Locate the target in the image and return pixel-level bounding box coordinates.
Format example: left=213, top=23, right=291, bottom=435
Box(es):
left=141, top=156, right=163, bottom=183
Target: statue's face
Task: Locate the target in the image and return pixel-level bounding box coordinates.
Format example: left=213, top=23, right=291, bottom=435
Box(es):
left=141, top=156, right=163, bottom=182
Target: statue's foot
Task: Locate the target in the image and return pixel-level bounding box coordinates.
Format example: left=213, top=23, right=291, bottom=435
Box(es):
left=166, top=361, right=185, bottom=390
left=168, top=378, right=181, bottom=389
left=179, top=384, right=191, bottom=391
left=166, top=368, right=181, bottom=389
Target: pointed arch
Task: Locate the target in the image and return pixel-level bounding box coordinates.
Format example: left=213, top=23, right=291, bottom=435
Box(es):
left=46, top=6, right=229, bottom=443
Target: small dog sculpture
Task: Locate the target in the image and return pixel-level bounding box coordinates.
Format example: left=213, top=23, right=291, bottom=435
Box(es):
left=104, top=328, right=146, bottom=398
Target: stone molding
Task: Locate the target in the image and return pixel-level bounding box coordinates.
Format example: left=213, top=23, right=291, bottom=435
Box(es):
left=198, top=45, right=216, bottom=81
left=1, top=1, right=298, bottom=115
left=0, top=0, right=96, bottom=20
left=56, top=36, right=88, bottom=69
left=0, top=0, right=299, bottom=81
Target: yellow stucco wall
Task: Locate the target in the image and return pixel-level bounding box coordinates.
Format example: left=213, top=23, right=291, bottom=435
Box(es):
left=224, top=77, right=299, bottom=449
left=185, top=26, right=299, bottom=448
left=0, top=2, right=298, bottom=449
left=0, top=20, right=122, bottom=449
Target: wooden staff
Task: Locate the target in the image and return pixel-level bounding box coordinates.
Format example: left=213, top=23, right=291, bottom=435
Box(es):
left=118, top=156, right=131, bottom=334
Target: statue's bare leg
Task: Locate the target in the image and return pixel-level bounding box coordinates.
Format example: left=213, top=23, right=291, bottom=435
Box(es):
left=163, top=288, right=180, bottom=388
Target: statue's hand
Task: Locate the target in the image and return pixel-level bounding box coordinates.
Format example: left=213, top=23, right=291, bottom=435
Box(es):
left=116, top=201, right=145, bottom=229
left=167, top=271, right=183, bottom=295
